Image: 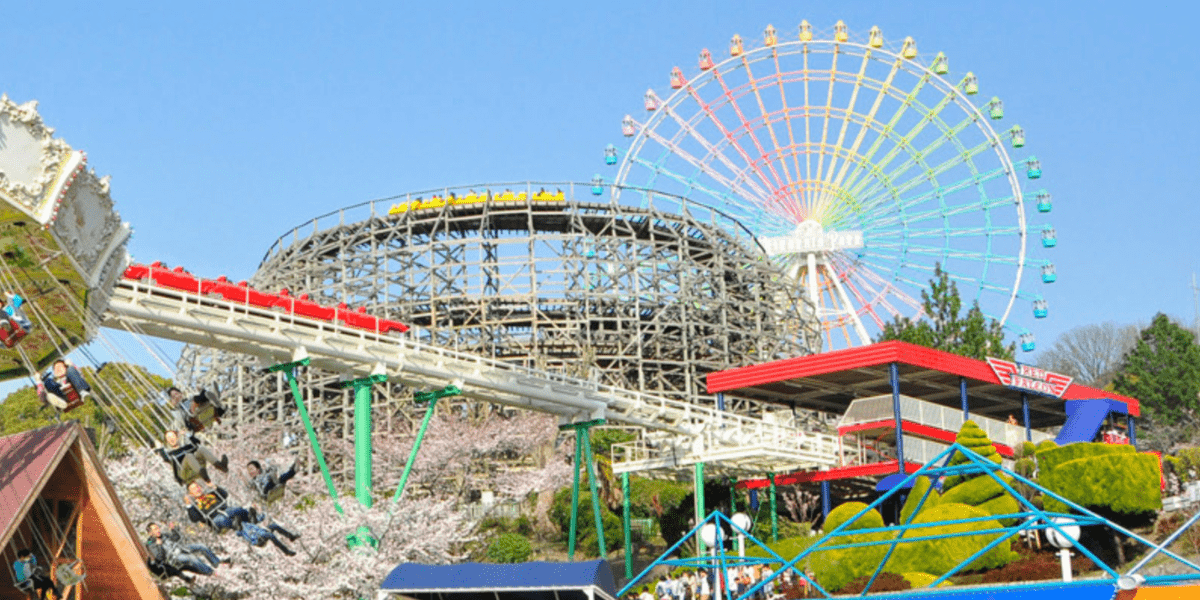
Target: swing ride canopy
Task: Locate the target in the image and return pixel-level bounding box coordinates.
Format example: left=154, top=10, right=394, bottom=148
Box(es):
left=0, top=95, right=131, bottom=381
left=377, top=560, right=618, bottom=600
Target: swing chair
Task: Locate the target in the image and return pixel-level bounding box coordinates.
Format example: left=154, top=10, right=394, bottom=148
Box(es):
left=0, top=295, right=30, bottom=348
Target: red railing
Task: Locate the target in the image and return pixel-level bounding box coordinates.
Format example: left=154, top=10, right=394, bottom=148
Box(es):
left=122, top=262, right=409, bottom=335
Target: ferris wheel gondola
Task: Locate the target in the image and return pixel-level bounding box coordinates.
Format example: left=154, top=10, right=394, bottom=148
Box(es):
left=607, top=20, right=1055, bottom=352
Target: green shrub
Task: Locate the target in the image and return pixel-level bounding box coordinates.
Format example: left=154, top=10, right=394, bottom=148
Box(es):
left=1016, top=441, right=1037, bottom=459
left=901, top=572, right=950, bottom=589
left=941, top=474, right=1013, bottom=506
left=900, top=477, right=939, bottom=524
left=1035, top=439, right=1058, bottom=452
left=977, top=494, right=1021, bottom=526
left=1174, top=447, right=1200, bottom=482
left=744, top=533, right=819, bottom=562
left=1036, top=442, right=1135, bottom=473
left=825, top=501, right=884, bottom=532
left=627, top=478, right=691, bottom=518
left=944, top=421, right=1003, bottom=491
left=809, top=504, right=890, bottom=593
left=487, top=533, right=532, bottom=563
left=549, top=488, right=623, bottom=557
left=1042, top=453, right=1161, bottom=520
left=884, top=503, right=1019, bottom=575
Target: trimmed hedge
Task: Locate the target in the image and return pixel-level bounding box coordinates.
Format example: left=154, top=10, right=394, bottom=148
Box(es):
left=900, top=477, right=939, bottom=524
left=1042, top=452, right=1161, bottom=517
left=1036, top=441, right=1135, bottom=473
left=809, top=505, right=890, bottom=593
left=944, top=421, right=1003, bottom=491
left=941, top=474, right=1013, bottom=506
left=825, top=501, right=884, bottom=532
left=884, top=503, right=1019, bottom=575
left=977, top=494, right=1022, bottom=526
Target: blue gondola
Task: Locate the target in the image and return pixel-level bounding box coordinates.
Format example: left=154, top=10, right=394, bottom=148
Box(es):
left=591, top=174, right=604, bottom=196
left=604, top=144, right=617, bottom=165
left=1041, top=262, right=1056, bottom=283
left=1033, top=298, right=1048, bottom=319
left=1026, top=156, right=1042, bottom=179
left=1041, top=225, right=1056, bottom=248
left=1034, top=190, right=1051, bottom=213
left=1020, top=332, right=1036, bottom=352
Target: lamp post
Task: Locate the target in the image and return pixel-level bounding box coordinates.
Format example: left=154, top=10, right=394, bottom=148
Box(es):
left=1046, top=518, right=1081, bottom=582
left=731, top=513, right=751, bottom=558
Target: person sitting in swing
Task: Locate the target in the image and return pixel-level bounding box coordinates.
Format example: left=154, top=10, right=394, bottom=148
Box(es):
left=145, top=521, right=221, bottom=577
left=50, top=556, right=85, bottom=596
left=157, top=430, right=228, bottom=486
left=184, top=481, right=299, bottom=556
left=12, top=548, right=57, bottom=600
left=37, top=360, right=92, bottom=412
left=0, top=293, right=32, bottom=348
left=167, top=386, right=226, bottom=433
left=246, top=459, right=297, bottom=503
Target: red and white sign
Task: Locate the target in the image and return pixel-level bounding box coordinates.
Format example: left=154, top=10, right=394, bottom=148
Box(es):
left=986, top=357, right=1073, bottom=397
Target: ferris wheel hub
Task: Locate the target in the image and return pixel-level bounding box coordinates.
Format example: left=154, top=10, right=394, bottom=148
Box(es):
left=759, top=220, right=863, bottom=256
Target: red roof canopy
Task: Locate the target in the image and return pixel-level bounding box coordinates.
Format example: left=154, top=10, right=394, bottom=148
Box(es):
left=706, top=341, right=1140, bottom=428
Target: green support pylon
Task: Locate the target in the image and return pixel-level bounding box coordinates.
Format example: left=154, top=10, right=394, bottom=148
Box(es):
left=390, top=385, right=461, bottom=506
left=768, top=473, right=778, bottom=542
left=622, top=472, right=632, bottom=579
left=337, top=371, right=388, bottom=550
left=694, top=462, right=705, bottom=556
left=559, top=419, right=605, bottom=561
left=269, top=355, right=344, bottom=517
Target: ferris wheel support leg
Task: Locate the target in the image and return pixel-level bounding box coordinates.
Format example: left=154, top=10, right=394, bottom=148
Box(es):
left=826, top=262, right=872, bottom=345
left=805, top=253, right=820, bottom=311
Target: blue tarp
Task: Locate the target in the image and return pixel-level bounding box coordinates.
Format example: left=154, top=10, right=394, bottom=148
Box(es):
left=379, top=560, right=617, bottom=600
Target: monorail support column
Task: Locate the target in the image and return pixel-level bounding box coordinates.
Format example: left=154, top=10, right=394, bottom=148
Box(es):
left=1128, top=415, right=1138, bottom=449
left=561, top=419, right=607, bottom=561
left=622, top=472, right=632, bottom=579
left=695, top=462, right=706, bottom=556
left=270, top=353, right=344, bottom=518
left=768, top=473, right=778, bottom=542
left=338, top=369, right=388, bottom=550
left=820, top=481, right=831, bottom=521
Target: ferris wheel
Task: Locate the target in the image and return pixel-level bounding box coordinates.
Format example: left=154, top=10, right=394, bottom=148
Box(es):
left=605, top=20, right=1056, bottom=353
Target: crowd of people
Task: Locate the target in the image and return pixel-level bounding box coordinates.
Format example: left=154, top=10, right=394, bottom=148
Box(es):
left=631, top=564, right=811, bottom=600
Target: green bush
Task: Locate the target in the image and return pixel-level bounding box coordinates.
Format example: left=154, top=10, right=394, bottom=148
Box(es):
left=487, top=532, right=532, bottom=563
left=902, top=572, right=950, bottom=589
left=750, top=515, right=807, bottom=541
left=941, top=474, right=1012, bottom=506
left=944, top=421, right=1003, bottom=491
left=900, top=477, right=939, bottom=524
left=1016, top=441, right=1037, bottom=459
left=825, top=501, right=884, bottom=532
left=1174, top=447, right=1200, bottom=482
left=549, top=488, right=623, bottom=557
left=1036, top=441, right=1135, bottom=473
left=627, top=478, right=691, bottom=519
left=884, top=503, right=1019, bottom=575
left=1042, top=453, right=1161, bottom=520
left=1035, top=439, right=1058, bottom=452
left=744, top=533, right=819, bottom=562
left=977, top=494, right=1021, bottom=526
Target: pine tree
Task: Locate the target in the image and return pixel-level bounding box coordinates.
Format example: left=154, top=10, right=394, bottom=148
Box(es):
left=942, top=420, right=1003, bottom=492
left=1113, top=313, right=1200, bottom=441
left=877, top=264, right=1014, bottom=360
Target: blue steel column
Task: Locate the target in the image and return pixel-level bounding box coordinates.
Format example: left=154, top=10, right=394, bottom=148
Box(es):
left=1021, top=393, right=1032, bottom=442
left=960, top=377, right=969, bottom=420
left=890, top=362, right=905, bottom=472
left=1128, top=415, right=1138, bottom=448
left=820, top=481, right=831, bottom=520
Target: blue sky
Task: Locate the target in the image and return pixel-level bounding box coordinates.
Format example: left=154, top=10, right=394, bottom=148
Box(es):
left=4, top=1, right=1199, bottom=365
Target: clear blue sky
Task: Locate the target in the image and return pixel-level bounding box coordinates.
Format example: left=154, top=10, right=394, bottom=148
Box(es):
left=4, top=1, right=1199, bottom=362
